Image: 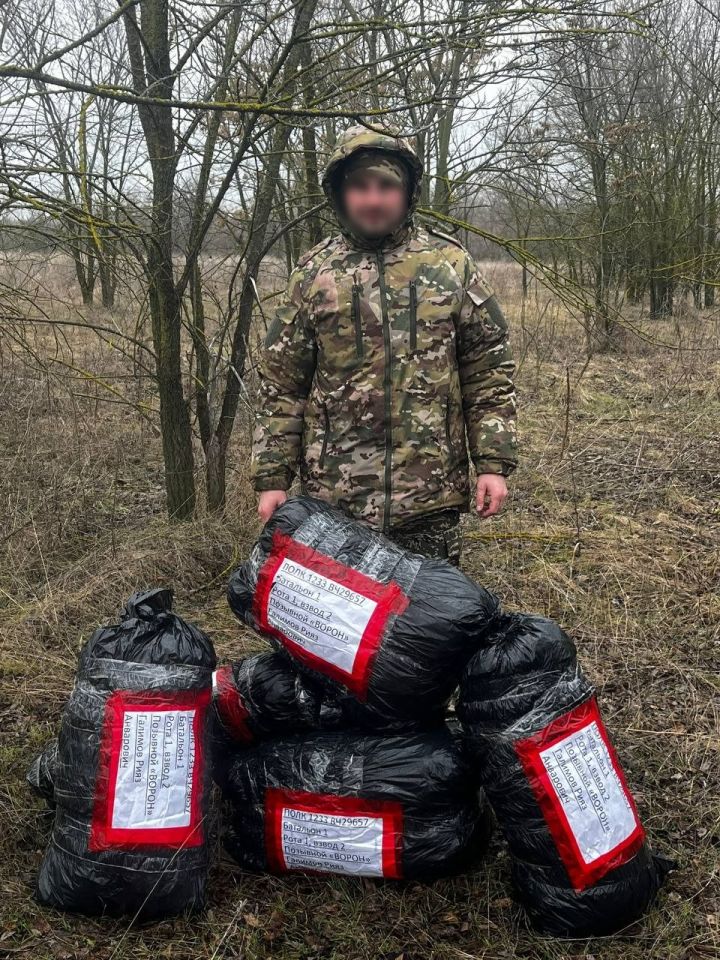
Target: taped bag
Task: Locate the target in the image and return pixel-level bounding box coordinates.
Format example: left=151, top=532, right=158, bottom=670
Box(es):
left=211, top=652, right=342, bottom=746
left=34, top=589, right=216, bottom=919
left=216, top=724, right=492, bottom=881
left=458, top=611, right=672, bottom=937
left=227, top=495, right=500, bottom=729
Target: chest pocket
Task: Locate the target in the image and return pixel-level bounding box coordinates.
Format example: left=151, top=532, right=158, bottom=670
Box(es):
left=315, top=278, right=366, bottom=376
left=404, top=278, right=458, bottom=366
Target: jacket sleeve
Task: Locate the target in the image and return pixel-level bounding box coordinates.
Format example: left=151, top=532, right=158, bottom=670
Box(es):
left=250, top=265, right=317, bottom=492
left=456, top=253, right=518, bottom=477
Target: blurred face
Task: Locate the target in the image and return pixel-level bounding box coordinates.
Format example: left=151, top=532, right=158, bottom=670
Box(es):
left=341, top=172, right=408, bottom=238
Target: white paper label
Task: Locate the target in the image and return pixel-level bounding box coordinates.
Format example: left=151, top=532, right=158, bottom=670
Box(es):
left=266, top=557, right=377, bottom=673
left=112, top=709, right=196, bottom=830
left=539, top=719, right=638, bottom=864
left=279, top=805, right=386, bottom=876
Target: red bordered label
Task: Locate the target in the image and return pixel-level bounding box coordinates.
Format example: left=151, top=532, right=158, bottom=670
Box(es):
left=212, top=666, right=254, bottom=744
left=514, top=696, right=645, bottom=890
left=252, top=530, right=409, bottom=699
left=88, top=687, right=211, bottom=851
left=265, top=787, right=403, bottom=878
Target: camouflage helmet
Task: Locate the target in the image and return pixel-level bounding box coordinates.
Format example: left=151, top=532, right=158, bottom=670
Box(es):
left=321, top=123, right=424, bottom=249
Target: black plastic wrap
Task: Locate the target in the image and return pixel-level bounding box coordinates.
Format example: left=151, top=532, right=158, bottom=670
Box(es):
left=26, top=738, right=59, bottom=807
left=211, top=652, right=342, bottom=745
left=216, top=724, right=492, bottom=881
left=34, top=588, right=216, bottom=919
left=227, top=495, right=500, bottom=730
left=458, top=611, right=671, bottom=936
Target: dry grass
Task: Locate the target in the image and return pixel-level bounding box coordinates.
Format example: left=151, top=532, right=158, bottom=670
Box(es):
left=0, top=260, right=718, bottom=959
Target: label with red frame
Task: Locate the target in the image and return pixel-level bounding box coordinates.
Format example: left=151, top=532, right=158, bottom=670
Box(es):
left=265, top=787, right=403, bottom=877
left=253, top=530, right=409, bottom=699
left=515, top=696, right=645, bottom=890
left=88, top=688, right=210, bottom=851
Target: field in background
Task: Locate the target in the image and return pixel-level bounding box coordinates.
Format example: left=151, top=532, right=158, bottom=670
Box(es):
left=1, top=258, right=718, bottom=959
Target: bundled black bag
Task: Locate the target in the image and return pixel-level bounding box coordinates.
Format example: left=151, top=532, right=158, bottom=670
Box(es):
left=33, top=589, right=216, bottom=919
left=458, top=611, right=672, bottom=936
left=211, top=652, right=341, bottom=745
left=216, top=725, right=492, bottom=881
left=227, top=495, right=500, bottom=729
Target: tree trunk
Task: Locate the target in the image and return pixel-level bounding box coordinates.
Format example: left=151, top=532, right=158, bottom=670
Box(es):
left=205, top=435, right=226, bottom=514
left=650, top=276, right=674, bottom=318
left=300, top=41, right=323, bottom=246
left=207, top=0, right=319, bottom=512
left=124, top=0, right=196, bottom=518
left=148, top=231, right=196, bottom=518
left=99, top=263, right=115, bottom=308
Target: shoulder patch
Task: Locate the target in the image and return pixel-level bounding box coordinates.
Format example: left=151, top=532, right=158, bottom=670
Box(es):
left=297, top=234, right=336, bottom=268
left=426, top=225, right=466, bottom=250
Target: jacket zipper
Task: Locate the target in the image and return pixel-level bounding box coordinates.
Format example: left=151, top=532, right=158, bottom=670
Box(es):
left=319, top=401, right=330, bottom=468
left=444, top=395, right=453, bottom=468
left=376, top=250, right=393, bottom=534
left=352, top=283, right=363, bottom=358
left=409, top=279, right=417, bottom=351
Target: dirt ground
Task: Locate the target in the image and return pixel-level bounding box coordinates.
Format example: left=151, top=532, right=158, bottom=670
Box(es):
left=0, top=262, right=718, bottom=959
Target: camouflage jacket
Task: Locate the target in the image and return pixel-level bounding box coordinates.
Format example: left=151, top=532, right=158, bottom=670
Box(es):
left=251, top=125, right=518, bottom=533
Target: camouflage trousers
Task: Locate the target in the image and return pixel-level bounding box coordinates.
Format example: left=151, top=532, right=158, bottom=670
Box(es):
left=386, top=507, right=463, bottom=567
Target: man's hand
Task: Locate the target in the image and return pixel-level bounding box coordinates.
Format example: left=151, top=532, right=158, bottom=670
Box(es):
left=475, top=474, right=508, bottom=519
left=258, top=490, right=288, bottom=524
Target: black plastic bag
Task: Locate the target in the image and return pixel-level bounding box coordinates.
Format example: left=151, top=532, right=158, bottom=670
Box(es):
left=33, top=588, right=216, bottom=919
left=227, top=495, right=500, bottom=729
left=216, top=724, right=492, bottom=881
left=211, top=652, right=342, bottom=745
left=458, top=611, right=672, bottom=936
left=26, top=738, right=59, bottom=807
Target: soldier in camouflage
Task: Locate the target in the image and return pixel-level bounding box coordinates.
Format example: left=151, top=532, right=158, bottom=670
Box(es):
left=251, top=124, right=518, bottom=566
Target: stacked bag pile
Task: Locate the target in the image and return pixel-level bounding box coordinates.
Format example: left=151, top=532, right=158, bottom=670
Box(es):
left=220, top=496, right=670, bottom=932
left=28, top=495, right=671, bottom=936
left=217, top=494, right=498, bottom=880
